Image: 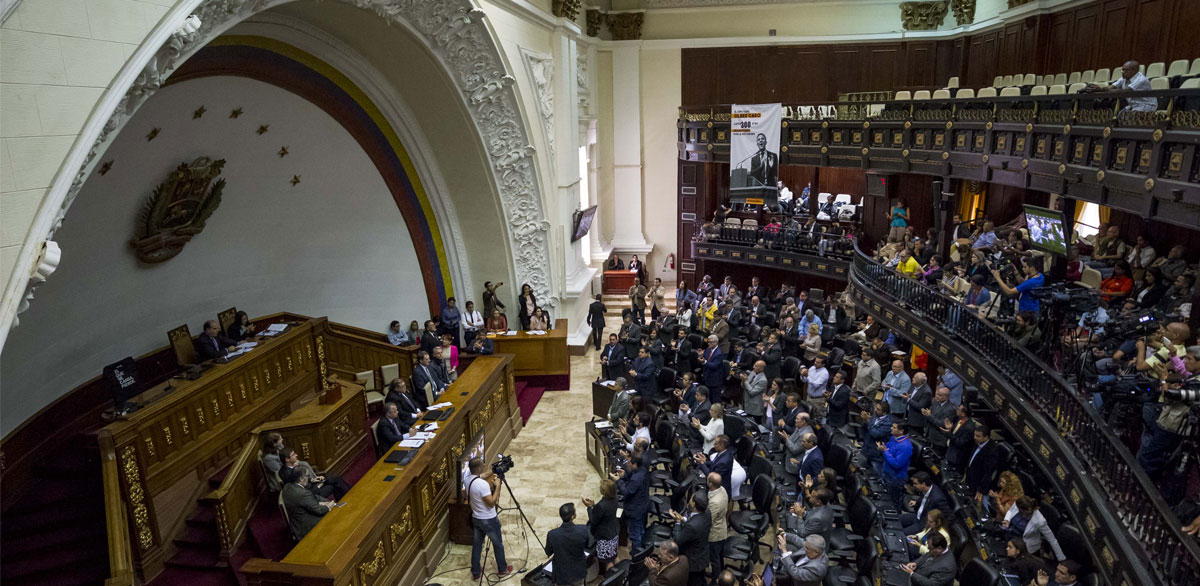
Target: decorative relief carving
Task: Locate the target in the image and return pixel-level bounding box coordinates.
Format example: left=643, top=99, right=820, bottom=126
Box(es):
left=421, top=484, right=432, bottom=513
left=179, top=415, right=190, bottom=435
left=334, top=414, right=352, bottom=445
left=12, top=241, right=60, bottom=328
left=196, top=407, right=206, bottom=426
left=577, top=48, right=589, bottom=112
left=163, top=426, right=173, bottom=446
left=899, top=1, right=948, bottom=31
left=287, top=356, right=293, bottom=372
left=551, top=0, right=580, bottom=20
left=586, top=9, right=603, bottom=36
left=300, top=442, right=311, bottom=460
left=607, top=12, right=644, bottom=40
left=120, top=445, right=154, bottom=551
left=13, top=0, right=557, bottom=332
left=214, top=503, right=231, bottom=551
left=226, top=390, right=234, bottom=408
left=389, top=505, right=413, bottom=551
left=358, top=539, right=387, bottom=586
left=316, top=336, right=327, bottom=382
left=211, top=398, right=220, bottom=419
left=264, top=367, right=271, bottom=387
left=950, top=0, right=974, bottom=25
left=520, top=48, right=555, bottom=159
left=130, top=157, right=226, bottom=263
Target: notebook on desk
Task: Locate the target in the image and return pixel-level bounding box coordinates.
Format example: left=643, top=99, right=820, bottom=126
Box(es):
left=424, top=407, right=454, bottom=421
left=385, top=449, right=418, bottom=465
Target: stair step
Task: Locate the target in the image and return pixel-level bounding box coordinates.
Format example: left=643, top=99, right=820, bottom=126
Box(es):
left=0, top=524, right=107, bottom=558
left=0, top=499, right=102, bottom=535
left=164, top=547, right=227, bottom=570
left=0, top=545, right=106, bottom=581
left=0, top=563, right=110, bottom=586
left=208, top=465, right=233, bottom=489
left=187, top=506, right=217, bottom=527
left=174, top=524, right=221, bottom=551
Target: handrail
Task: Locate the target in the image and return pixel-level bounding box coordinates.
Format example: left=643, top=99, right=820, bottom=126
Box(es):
left=699, top=225, right=857, bottom=260
left=846, top=240, right=1200, bottom=585
left=99, top=430, right=135, bottom=586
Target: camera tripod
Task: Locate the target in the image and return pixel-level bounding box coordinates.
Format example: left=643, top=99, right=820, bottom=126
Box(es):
left=474, top=474, right=543, bottom=586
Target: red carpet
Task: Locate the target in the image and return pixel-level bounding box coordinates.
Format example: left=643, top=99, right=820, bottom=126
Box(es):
left=515, top=382, right=545, bottom=423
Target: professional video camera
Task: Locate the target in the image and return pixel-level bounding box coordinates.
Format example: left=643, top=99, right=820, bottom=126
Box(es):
left=1094, top=374, right=1161, bottom=403
left=984, top=257, right=1018, bottom=281
left=492, top=453, right=515, bottom=478
left=1032, top=283, right=1099, bottom=314
left=1102, top=310, right=1163, bottom=341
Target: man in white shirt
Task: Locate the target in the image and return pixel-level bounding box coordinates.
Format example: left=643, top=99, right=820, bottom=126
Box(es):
left=466, top=458, right=512, bottom=580
left=462, top=301, right=485, bottom=347
left=1090, top=61, right=1156, bottom=112
left=1125, top=234, right=1157, bottom=270
left=801, top=357, right=830, bottom=415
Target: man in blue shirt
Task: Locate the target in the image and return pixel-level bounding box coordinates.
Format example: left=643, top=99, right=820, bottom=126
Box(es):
left=879, top=422, right=913, bottom=508
left=991, top=257, right=1044, bottom=314
left=936, top=366, right=964, bottom=406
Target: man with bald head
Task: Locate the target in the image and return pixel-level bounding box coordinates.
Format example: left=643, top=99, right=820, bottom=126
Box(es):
left=196, top=319, right=237, bottom=361
left=705, top=472, right=729, bottom=574
left=1086, top=60, right=1155, bottom=112
left=740, top=360, right=768, bottom=423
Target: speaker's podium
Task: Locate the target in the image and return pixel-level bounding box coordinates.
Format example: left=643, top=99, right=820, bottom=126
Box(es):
left=730, top=168, right=778, bottom=207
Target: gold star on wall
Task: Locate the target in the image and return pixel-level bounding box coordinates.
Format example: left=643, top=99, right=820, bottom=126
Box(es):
left=98, top=161, right=113, bottom=176
left=256, top=124, right=270, bottom=135
left=192, top=106, right=207, bottom=119
left=146, top=128, right=161, bottom=141
left=278, top=146, right=289, bottom=158
left=230, top=107, right=244, bottom=119
left=290, top=175, right=301, bottom=186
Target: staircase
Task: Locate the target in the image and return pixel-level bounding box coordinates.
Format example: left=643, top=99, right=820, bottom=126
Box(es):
left=0, top=434, right=110, bottom=586
left=599, top=292, right=678, bottom=327
left=149, top=466, right=247, bottom=586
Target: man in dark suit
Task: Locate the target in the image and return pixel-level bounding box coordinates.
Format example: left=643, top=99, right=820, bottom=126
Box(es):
left=600, top=334, right=627, bottom=381
left=779, top=315, right=801, bottom=358
left=384, top=381, right=423, bottom=428
left=195, top=320, right=236, bottom=362
left=748, top=133, right=778, bottom=186
left=376, top=402, right=407, bottom=456
left=411, top=351, right=446, bottom=407
left=670, top=328, right=693, bottom=374
left=544, top=503, right=592, bottom=586
left=419, top=320, right=440, bottom=355
left=945, top=404, right=976, bottom=471
left=923, top=386, right=957, bottom=456
left=695, top=435, right=735, bottom=495
left=901, top=471, right=952, bottom=535
left=797, top=433, right=824, bottom=484
left=760, top=333, right=783, bottom=380
left=902, top=533, right=955, bottom=586
left=629, top=346, right=659, bottom=399
left=619, top=313, right=643, bottom=358
left=746, top=278, right=767, bottom=302
left=607, top=254, right=624, bottom=270
left=282, top=469, right=334, bottom=539
left=587, top=295, right=607, bottom=351
left=825, top=371, right=852, bottom=429
left=964, top=424, right=1000, bottom=499
left=784, top=488, right=835, bottom=539
left=906, top=372, right=933, bottom=436
left=672, top=492, right=712, bottom=586
left=679, top=386, right=711, bottom=425
left=699, top=336, right=726, bottom=392
left=645, top=540, right=689, bottom=586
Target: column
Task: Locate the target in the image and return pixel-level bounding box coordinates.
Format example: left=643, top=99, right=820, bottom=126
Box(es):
left=610, top=44, right=651, bottom=255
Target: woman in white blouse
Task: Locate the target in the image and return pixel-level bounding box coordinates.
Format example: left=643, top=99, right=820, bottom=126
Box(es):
left=692, top=403, right=725, bottom=453
left=1003, top=496, right=1066, bottom=561
left=803, top=323, right=823, bottom=364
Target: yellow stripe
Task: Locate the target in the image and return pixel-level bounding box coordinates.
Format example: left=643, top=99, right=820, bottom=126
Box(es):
left=210, top=35, right=453, bottom=297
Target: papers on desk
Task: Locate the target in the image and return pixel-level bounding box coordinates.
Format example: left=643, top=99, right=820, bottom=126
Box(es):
left=266, top=323, right=288, bottom=332
left=524, top=330, right=547, bottom=335
left=398, top=439, right=425, bottom=448
left=237, top=341, right=258, bottom=349
left=595, top=421, right=612, bottom=429
left=503, top=330, right=518, bottom=336
left=600, top=380, right=616, bottom=387
left=409, top=431, right=436, bottom=440
left=428, top=401, right=453, bottom=410
left=419, top=422, right=439, bottom=431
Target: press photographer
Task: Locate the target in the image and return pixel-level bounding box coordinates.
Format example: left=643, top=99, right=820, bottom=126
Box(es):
left=465, top=457, right=513, bottom=580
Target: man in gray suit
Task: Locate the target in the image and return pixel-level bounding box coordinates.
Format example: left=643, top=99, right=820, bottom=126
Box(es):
left=923, top=386, right=957, bottom=455
left=775, top=534, right=828, bottom=586
left=782, top=412, right=813, bottom=482
left=906, top=372, right=933, bottom=436
left=903, top=533, right=955, bottom=586
left=740, top=360, right=767, bottom=422
left=783, top=488, right=834, bottom=539
left=282, top=469, right=334, bottom=540
left=607, top=378, right=632, bottom=423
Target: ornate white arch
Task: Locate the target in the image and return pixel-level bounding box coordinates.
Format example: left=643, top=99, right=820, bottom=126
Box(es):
left=0, top=0, right=553, bottom=350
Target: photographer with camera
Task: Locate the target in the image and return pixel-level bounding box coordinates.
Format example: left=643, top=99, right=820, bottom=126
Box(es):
left=465, top=457, right=512, bottom=580
left=989, top=256, right=1045, bottom=315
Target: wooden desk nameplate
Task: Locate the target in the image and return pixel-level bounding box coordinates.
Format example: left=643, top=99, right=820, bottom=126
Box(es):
left=239, top=356, right=522, bottom=586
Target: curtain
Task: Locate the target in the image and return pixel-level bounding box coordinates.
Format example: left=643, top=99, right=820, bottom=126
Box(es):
left=1098, top=205, right=1111, bottom=225
left=958, top=181, right=987, bottom=220
left=1073, top=201, right=1086, bottom=222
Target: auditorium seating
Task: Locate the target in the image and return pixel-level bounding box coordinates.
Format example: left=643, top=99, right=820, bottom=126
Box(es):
left=931, top=56, right=1200, bottom=98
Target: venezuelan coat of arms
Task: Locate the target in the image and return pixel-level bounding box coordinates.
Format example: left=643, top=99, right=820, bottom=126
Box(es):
left=130, top=157, right=226, bottom=263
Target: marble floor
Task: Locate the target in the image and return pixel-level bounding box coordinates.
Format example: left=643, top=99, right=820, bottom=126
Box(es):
left=427, top=307, right=632, bottom=586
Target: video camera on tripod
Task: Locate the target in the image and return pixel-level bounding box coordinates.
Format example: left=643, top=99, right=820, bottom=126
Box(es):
left=491, top=454, right=515, bottom=478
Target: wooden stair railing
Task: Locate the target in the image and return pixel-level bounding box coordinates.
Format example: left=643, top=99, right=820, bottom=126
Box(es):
left=100, top=430, right=135, bottom=586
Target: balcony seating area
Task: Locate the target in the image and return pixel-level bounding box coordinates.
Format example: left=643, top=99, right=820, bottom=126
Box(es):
left=933, top=58, right=1200, bottom=98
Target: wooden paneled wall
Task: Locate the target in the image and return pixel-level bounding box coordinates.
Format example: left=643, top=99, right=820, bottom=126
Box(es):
left=681, top=0, right=1200, bottom=106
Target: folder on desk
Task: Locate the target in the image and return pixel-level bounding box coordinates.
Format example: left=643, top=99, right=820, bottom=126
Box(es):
left=385, top=449, right=418, bottom=465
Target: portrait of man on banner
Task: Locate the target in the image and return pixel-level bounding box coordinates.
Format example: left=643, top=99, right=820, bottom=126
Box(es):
left=729, top=103, right=782, bottom=206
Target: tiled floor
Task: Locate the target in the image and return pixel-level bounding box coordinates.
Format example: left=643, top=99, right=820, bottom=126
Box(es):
left=428, top=308, right=632, bottom=586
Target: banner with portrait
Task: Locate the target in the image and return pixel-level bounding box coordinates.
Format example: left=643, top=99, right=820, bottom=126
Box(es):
left=729, top=103, right=782, bottom=195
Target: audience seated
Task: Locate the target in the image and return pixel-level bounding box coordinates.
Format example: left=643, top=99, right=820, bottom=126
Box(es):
left=281, top=468, right=334, bottom=540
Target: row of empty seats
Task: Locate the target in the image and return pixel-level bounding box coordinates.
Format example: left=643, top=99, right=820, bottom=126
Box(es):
left=893, top=76, right=1200, bottom=101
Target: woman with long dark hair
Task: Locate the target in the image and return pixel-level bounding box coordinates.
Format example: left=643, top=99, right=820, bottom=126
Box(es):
left=517, top=283, right=537, bottom=330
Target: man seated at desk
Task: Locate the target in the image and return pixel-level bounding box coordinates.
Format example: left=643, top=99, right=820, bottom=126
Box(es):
left=376, top=402, right=410, bottom=456
left=469, top=334, right=495, bottom=355
left=413, top=350, right=448, bottom=406
left=277, top=447, right=350, bottom=500
left=195, top=319, right=236, bottom=361
left=384, top=380, right=424, bottom=428
left=282, top=468, right=335, bottom=540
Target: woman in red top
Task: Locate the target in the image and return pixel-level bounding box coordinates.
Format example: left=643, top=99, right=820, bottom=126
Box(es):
left=1100, top=260, right=1134, bottom=302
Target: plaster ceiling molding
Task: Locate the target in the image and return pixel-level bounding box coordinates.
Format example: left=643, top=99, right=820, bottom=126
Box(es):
left=585, top=9, right=603, bottom=37
left=607, top=12, right=644, bottom=41
left=11, top=242, right=60, bottom=328
left=551, top=0, right=581, bottom=20
left=520, top=47, right=556, bottom=160
left=950, top=0, right=974, bottom=25
left=6, top=0, right=558, bottom=341
left=899, top=1, right=948, bottom=31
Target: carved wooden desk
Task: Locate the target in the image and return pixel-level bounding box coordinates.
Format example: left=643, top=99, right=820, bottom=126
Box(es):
left=488, top=319, right=569, bottom=378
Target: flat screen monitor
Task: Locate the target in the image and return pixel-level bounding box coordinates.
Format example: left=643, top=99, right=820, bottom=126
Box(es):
left=865, top=173, right=892, bottom=197
left=572, top=205, right=598, bottom=242
left=1023, top=204, right=1068, bottom=256
left=104, top=356, right=144, bottom=407
left=458, top=431, right=487, bottom=499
